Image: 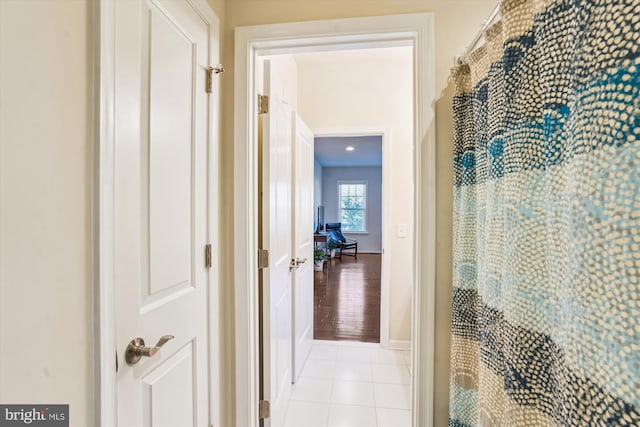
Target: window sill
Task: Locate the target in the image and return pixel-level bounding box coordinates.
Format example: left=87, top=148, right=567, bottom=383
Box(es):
left=343, top=230, right=368, bottom=235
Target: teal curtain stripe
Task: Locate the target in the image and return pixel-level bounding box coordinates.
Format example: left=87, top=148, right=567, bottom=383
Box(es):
left=449, top=418, right=473, bottom=427
left=449, top=384, right=479, bottom=427
left=454, top=143, right=640, bottom=391
left=454, top=55, right=640, bottom=188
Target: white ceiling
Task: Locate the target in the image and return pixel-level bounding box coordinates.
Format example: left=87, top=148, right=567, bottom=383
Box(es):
left=314, top=135, right=382, bottom=167
left=295, top=46, right=411, bottom=168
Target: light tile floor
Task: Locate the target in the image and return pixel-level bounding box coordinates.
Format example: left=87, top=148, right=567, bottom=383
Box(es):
left=285, top=341, right=411, bottom=427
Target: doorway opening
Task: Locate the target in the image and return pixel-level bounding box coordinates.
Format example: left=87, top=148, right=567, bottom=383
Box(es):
left=312, top=131, right=390, bottom=347
left=234, top=14, right=436, bottom=427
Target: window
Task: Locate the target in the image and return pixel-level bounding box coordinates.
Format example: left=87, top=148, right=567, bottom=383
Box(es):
left=338, top=181, right=367, bottom=232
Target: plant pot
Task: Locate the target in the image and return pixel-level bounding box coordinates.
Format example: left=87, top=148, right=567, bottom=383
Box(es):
left=330, top=249, right=337, bottom=258
left=314, top=260, right=323, bottom=271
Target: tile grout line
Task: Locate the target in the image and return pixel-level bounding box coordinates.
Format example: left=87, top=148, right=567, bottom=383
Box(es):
left=325, top=370, right=335, bottom=427
left=372, top=372, right=380, bottom=427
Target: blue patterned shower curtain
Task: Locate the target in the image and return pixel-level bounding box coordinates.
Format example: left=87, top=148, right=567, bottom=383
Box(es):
left=449, top=0, right=640, bottom=426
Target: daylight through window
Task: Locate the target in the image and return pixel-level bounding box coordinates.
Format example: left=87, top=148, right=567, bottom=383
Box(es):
left=338, top=181, right=367, bottom=232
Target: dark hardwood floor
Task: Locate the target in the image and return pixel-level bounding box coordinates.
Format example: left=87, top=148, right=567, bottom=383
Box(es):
left=314, top=253, right=381, bottom=343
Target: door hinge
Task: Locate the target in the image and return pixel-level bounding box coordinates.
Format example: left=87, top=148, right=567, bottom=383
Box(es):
left=258, top=94, right=269, bottom=114
left=205, top=244, right=212, bottom=269
left=258, top=249, right=269, bottom=269
left=205, top=64, right=225, bottom=93
left=259, top=400, right=270, bottom=420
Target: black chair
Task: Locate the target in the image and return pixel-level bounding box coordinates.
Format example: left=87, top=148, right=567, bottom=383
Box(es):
left=325, top=222, right=358, bottom=259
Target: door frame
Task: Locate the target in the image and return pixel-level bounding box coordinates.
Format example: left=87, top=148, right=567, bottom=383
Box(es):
left=313, top=127, right=395, bottom=349
left=94, top=0, right=222, bottom=425
left=234, top=14, right=436, bottom=427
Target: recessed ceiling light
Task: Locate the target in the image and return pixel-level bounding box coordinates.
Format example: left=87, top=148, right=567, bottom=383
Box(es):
left=345, top=146, right=355, bottom=151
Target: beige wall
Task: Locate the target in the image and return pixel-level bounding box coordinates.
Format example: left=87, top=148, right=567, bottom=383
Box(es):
left=219, top=1, right=496, bottom=425
left=0, top=1, right=93, bottom=426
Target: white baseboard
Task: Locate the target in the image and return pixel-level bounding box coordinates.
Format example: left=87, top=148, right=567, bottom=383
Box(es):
left=311, top=339, right=411, bottom=351
left=311, top=339, right=380, bottom=348
left=387, top=339, right=411, bottom=350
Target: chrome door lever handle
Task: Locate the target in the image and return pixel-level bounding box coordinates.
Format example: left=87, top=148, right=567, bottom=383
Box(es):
left=290, top=257, right=308, bottom=271
left=125, top=335, right=174, bottom=365
left=209, top=64, right=225, bottom=74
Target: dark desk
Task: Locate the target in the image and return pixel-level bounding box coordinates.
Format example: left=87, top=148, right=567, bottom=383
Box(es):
left=314, top=233, right=328, bottom=244
left=314, top=233, right=329, bottom=254
left=314, top=233, right=329, bottom=268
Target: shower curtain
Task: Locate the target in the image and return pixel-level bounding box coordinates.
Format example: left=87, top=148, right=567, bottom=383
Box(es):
left=449, top=0, right=639, bottom=426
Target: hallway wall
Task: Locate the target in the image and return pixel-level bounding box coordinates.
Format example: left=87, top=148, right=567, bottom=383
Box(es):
left=0, top=1, right=92, bottom=425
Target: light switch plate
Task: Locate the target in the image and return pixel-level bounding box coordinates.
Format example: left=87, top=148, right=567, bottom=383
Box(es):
left=397, top=223, right=407, bottom=238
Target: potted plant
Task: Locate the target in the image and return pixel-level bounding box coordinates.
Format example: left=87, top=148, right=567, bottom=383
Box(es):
left=313, top=248, right=325, bottom=271
left=328, top=238, right=339, bottom=258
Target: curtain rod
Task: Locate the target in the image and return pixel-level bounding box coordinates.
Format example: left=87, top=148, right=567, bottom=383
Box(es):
left=455, top=3, right=501, bottom=65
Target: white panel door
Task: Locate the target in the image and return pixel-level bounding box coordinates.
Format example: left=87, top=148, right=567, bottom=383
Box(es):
left=291, top=113, right=314, bottom=383
left=261, top=60, right=293, bottom=427
left=114, top=1, right=212, bottom=425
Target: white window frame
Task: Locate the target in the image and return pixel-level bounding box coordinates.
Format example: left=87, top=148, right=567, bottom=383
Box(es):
left=337, top=180, right=368, bottom=233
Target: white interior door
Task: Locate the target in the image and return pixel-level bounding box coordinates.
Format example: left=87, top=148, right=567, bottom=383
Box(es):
left=114, top=1, right=212, bottom=425
left=291, top=113, right=314, bottom=383
left=261, top=60, right=293, bottom=427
